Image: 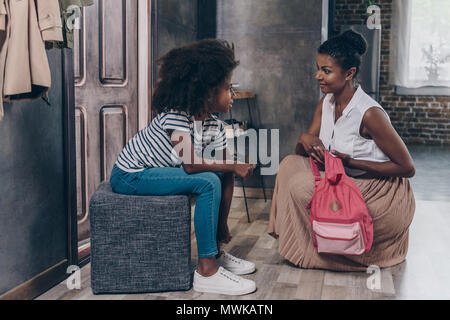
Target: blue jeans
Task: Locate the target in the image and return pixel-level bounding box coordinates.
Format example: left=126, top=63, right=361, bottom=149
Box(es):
left=110, top=165, right=223, bottom=258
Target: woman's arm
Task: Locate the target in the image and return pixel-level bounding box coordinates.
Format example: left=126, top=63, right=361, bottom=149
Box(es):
left=332, top=107, right=415, bottom=178
left=295, top=96, right=326, bottom=164
left=169, top=130, right=253, bottom=179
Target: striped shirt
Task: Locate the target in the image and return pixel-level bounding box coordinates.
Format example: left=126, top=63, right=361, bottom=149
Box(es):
left=115, top=110, right=227, bottom=172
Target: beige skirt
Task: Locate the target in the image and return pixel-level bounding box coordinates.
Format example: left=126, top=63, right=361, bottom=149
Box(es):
left=268, top=155, right=415, bottom=271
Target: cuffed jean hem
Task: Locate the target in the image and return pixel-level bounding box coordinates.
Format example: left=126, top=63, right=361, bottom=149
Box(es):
left=198, top=250, right=219, bottom=259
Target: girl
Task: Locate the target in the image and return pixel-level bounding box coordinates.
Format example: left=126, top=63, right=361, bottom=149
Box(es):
left=268, top=30, right=416, bottom=271
left=110, top=39, right=257, bottom=295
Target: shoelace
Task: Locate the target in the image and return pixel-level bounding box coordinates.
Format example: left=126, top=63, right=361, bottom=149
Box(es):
left=219, top=268, right=240, bottom=283
left=222, top=252, right=242, bottom=264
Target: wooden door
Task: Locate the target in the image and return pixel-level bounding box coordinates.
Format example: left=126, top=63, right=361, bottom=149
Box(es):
left=73, top=0, right=139, bottom=262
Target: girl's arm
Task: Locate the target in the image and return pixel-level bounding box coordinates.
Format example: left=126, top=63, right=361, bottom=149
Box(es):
left=332, top=107, right=415, bottom=178
left=295, top=96, right=326, bottom=164
left=169, top=130, right=253, bottom=179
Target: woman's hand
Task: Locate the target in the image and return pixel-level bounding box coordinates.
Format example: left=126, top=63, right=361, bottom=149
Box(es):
left=330, top=150, right=351, bottom=165
left=299, top=133, right=326, bottom=165
left=234, top=163, right=254, bottom=180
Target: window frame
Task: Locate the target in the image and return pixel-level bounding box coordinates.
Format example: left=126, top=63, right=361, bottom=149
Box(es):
left=390, top=0, right=450, bottom=96
left=395, top=86, right=450, bottom=96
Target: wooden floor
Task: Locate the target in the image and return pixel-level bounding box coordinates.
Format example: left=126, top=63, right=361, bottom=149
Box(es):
left=35, top=195, right=450, bottom=300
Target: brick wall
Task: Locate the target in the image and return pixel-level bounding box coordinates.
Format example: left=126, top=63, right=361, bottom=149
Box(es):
left=332, top=0, right=450, bottom=145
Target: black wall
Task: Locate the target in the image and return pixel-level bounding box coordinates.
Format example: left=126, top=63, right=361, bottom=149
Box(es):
left=0, top=49, right=74, bottom=296
left=154, top=0, right=199, bottom=60
left=151, top=0, right=199, bottom=94
left=198, top=0, right=217, bottom=39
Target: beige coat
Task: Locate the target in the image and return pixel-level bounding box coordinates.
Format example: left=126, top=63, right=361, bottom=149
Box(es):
left=0, top=1, right=6, bottom=31
left=0, top=0, right=63, bottom=122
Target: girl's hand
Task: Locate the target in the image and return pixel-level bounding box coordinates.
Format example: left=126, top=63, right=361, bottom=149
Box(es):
left=234, top=163, right=254, bottom=180
left=330, top=150, right=351, bottom=165
left=300, top=133, right=326, bottom=165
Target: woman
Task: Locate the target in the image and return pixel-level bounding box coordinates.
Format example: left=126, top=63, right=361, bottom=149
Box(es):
left=268, top=30, right=416, bottom=271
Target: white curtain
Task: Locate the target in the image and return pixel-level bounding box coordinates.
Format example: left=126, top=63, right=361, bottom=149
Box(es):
left=390, top=0, right=450, bottom=88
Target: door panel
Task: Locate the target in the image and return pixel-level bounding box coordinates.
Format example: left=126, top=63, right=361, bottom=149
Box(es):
left=100, top=1, right=128, bottom=85
left=74, top=0, right=139, bottom=259
left=75, top=106, right=88, bottom=225
left=100, top=105, right=129, bottom=181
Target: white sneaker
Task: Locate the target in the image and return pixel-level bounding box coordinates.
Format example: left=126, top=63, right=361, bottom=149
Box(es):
left=216, top=250, right=256, bottom=275
left=193, top=267, right=256, bottom=296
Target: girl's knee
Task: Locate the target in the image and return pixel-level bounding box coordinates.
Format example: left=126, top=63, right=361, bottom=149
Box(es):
left=199, top=172, right=222, bottom=194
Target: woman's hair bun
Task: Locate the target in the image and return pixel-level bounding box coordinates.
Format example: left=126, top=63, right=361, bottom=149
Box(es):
left=341, top=30, right=367, bottom=55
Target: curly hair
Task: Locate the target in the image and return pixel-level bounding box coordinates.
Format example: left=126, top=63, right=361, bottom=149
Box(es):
left=318, top=30, right=368, bottom=79
left=152, top=39, right=239, bottom=116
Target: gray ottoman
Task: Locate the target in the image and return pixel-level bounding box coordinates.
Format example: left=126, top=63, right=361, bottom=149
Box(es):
left=89, top=181, right=192, bottom=294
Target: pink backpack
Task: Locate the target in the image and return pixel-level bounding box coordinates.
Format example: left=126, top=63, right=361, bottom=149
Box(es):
left=307, top=151, right=373, bottom=255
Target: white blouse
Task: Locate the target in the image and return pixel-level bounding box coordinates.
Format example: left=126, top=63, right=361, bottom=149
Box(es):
left=319, top=85, right=390, bottom=177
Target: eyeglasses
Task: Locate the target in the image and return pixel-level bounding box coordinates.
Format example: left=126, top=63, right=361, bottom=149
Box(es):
left=230, top=83, right=240, bottom=95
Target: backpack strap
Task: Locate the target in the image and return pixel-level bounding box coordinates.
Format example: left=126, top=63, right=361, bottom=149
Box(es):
left=309, top=156, right=322, bottom=188
left=324, top=150, right=346, bottom=184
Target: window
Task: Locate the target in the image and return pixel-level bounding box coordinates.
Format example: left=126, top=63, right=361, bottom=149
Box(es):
left=390, top=0, right=450, bottom=94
